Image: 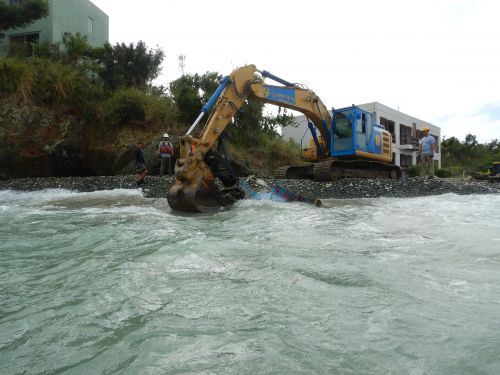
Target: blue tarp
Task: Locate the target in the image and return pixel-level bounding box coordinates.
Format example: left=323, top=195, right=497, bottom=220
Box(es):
left=239, top=177, right=321, bottom=206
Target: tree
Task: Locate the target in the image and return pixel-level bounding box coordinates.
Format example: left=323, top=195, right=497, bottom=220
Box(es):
left=0, top=0, right=49, bottom=31
left=169, top=75, right=203, bottom=124
left=62, top=32, right=93, bottom=63
left=441, top=134, right=500, bottom=174
left=7, top=30, right=89, bottom=60
left=169, top=71, right=222, bottom=124
left=464, top=133, right=478, bottom=147
left=486, top=138, right=500, bottom=153
left=197, top=71, right=222, bottom=103
left=32, top=32, right=96, bottom=63
left=230, top=99, right=266, bottom=145
left=262, top=108, right=297, bottom=133
left=93, top=41, right=164, bottom=90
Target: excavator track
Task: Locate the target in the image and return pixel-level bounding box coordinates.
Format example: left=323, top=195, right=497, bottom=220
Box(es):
left=311, top=161, right=334, bottom=181
left=273, top=164, right=314, bottom=179
left=273, top=166, right=289, bottom=179
left=312, top=160, right=402, bottom=181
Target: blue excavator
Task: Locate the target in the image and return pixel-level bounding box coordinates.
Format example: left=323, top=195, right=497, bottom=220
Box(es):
left=167, top=64, right=401, bottom=212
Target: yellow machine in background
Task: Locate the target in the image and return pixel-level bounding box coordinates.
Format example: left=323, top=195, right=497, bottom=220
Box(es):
left=168, top=64, right=400, bottom=212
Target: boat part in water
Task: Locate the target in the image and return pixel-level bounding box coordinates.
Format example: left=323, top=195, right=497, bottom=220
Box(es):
left=239, top=176, right=322, bottom=206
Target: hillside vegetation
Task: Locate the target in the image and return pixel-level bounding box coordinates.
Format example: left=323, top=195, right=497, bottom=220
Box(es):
left=0, top=34, right=301, bottom=177
left=441, top=135, right=500, bottom=176
left=2, top=34, right=498, bottom=178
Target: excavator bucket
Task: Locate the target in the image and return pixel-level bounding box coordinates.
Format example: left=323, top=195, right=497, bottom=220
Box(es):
left=168, top=173, right=322, bottom=212
left=167, top=181, right=245, bottom=212
left=167, top=153, right=245, bottom=213
left=167, top=180, right=228, bottom=213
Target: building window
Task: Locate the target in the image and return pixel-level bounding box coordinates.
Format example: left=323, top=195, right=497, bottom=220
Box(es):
left=380, top=117, right=395, bottom=143
left=9, top=33, right=40, bottom=45
left=399, top=124, right=418, bottom=147
left=8, top=32, right=39, bottom=55
left=400, top=124, right=413, bottom=145
left=88, top=17, right=94, bottom=33
left=9, top=32, right=40, bottom=45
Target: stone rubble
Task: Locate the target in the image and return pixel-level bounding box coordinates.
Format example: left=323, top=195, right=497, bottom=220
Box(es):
left=269, top=177, right=500, bottom=200
left=0, top=175, right=499, bottom=200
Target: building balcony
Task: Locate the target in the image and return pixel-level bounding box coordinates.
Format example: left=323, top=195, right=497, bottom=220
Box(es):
left=399, top=135, right=419, bottom=149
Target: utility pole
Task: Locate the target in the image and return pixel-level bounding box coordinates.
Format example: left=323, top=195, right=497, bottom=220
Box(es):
left=178, top=54, right=186, bottom=76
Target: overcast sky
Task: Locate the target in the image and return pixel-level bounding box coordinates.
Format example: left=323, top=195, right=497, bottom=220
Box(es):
left=90, top=0, right=500, bottom=143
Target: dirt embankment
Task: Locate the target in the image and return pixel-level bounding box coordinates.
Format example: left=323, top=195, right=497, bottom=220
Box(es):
left=0, top=100, right=171, bottom=179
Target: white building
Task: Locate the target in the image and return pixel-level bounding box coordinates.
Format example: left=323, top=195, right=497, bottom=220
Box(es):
left=282, top=101, right=441, bottom=171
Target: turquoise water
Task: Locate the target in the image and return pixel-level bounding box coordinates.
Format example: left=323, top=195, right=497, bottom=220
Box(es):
left=1, top=189, right=500, bottom=374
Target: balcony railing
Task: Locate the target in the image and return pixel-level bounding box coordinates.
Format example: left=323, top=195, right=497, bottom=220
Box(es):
left=400, top=135, right=419, bottom=148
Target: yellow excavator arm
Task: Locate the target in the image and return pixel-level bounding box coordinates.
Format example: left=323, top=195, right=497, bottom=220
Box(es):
left=168, top=64, right=331, bottom=212
left=179, top=65, right=331, bottom=157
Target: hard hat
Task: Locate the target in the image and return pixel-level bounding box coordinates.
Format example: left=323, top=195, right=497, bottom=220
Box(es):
left=422, top=126, right=430, bottom=132
left=163, top=133, right=169, bottom=138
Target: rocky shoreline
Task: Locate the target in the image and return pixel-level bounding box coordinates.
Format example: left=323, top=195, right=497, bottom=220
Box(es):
left=0, top=175, right=499, bottom=200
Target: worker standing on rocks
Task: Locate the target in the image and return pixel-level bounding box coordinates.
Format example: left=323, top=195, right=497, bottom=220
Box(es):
left=419, top=127, right=437, bottom=178
left=158, top=133, right=173, bottom=176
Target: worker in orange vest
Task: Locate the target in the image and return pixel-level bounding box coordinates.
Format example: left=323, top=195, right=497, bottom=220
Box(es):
left=158, top=133, right=173, bottom=176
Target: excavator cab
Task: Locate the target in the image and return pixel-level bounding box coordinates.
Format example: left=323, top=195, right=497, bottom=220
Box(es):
left=331, top=106, right=391, bottom=163
left=332, top=108, right=354, bottom=154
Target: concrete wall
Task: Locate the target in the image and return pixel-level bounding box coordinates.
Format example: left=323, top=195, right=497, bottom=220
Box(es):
left=50, top=0, right=108, bottom=47
left=281, top=101, right=441, bottom=169
left=0, top=0, right=108, bottom=55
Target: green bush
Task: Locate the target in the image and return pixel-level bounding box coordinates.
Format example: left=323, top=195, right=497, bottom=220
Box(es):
left=102, top=87, right=179, bottom=127
left=435, top=169, right=452, bottom=178
left=447, top=166, right=464, bottom=177
left=31, top=59, right=103, bottom=107
left=406, top=165, right=420, bottom=177
left=103, top=87, right=147, bottom=126
left=229, top=132, right=302, bottom=176
left=0, top=58, right=34, bottom=100
left=0, top=57, right=103, bottom=109
left=144, top=94, right=178, bottom=125
left=7, top=42, right=35, bottom=58
left=32, top=41, right=61, bottom=60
